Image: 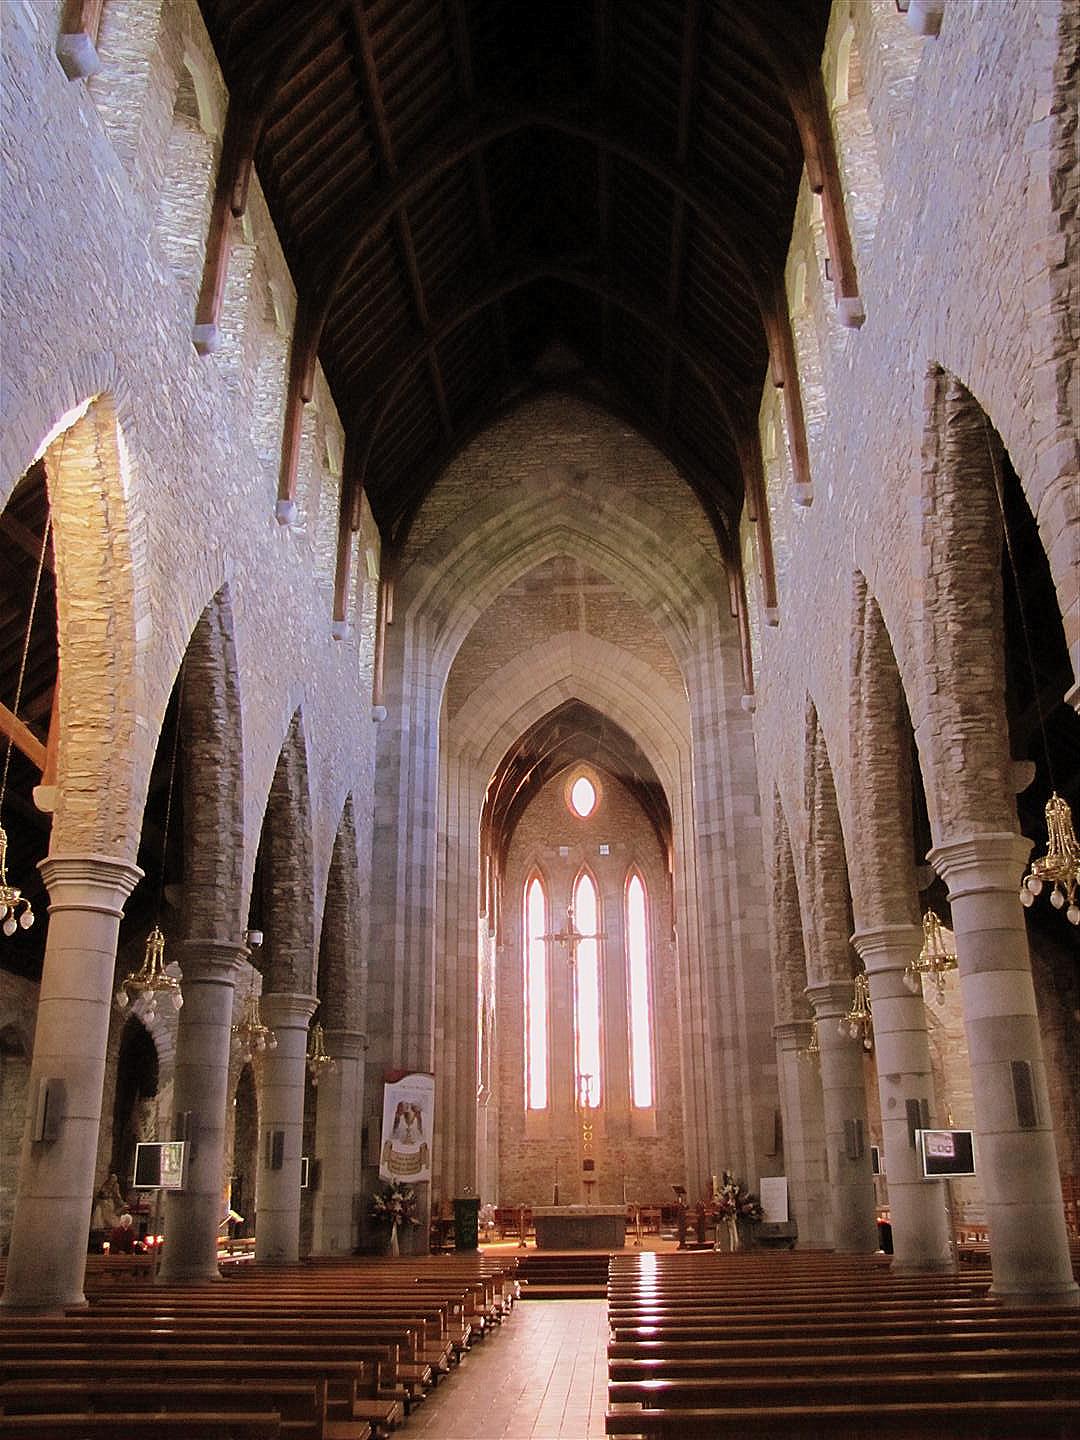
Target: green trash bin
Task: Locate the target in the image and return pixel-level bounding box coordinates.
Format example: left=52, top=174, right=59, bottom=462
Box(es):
left=454, top=1196, right=481, bottom=1251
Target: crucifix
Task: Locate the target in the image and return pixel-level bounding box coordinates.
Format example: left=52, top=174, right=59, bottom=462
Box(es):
left=542, top=900, right=606, bottom=965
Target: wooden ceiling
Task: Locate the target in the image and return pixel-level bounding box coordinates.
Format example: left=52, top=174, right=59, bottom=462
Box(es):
left=196, top=0, right=833, bottom=555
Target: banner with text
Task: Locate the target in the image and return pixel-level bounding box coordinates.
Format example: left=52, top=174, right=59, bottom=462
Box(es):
left=379, top=1072, right=434, bottom=1183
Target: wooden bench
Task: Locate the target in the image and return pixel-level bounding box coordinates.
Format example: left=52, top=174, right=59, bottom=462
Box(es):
left=0, top=1413, right=281, bottom=1438
left=0, top=1380, right=337, bottom=1439
left=605, top=1398, right=1080, bottom=1438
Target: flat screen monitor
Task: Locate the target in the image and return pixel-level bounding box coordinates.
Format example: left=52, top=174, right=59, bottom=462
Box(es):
left=133, top=1140, right=187, bottom=1190
left=916, top=1128, right=975, bottom=1179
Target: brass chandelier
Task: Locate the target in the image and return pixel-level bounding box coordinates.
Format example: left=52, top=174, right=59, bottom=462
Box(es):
left=1020, top=793, right=1080, bottom=926
left=306, top=1020, right=337, bottom=1084
left=841, top=971, right=873, bottom=1051
left=903, top=909, right=958, bottom=1005
left=232, top=983, right=277, bottom=1063
left=116, top=667, right=185, bottom=1019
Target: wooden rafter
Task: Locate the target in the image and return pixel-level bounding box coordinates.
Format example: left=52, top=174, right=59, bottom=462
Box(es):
left=0, top=701, right=45, bottom=773
left=193, top=7, right=338, bottom=353
left=356, top=259, right=751, bottom=497
left=296, top=106, right=761, bottom=407
left=347, top=0, right=451, bottom=439
left=595, top=0, right=613, bottom=367
left=448, top=0, right=510, bottom=381
left=663, top=0, right=702, bottom=425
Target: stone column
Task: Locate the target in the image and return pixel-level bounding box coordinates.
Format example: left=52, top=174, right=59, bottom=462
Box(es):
left=805, top=981, right=878, bottom=1252
left=254, top=992, right=318, bottom=1264
left=158, top=941, right=247, bottom=1283
left=311, top=1028, right=366, bottom=1255
left=928, top=834, right=1078, bottom=1305
left=773, top=1021, right=831, bottom=1248
left=1, top=854, right=141, bottom=1314
left=852, top=925, right=954, bottom=1273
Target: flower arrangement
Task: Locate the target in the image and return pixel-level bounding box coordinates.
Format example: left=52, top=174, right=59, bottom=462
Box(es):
left=370, top=1183, right=419, bottom=1253
left=714, top=1171, right=764, bottom=1222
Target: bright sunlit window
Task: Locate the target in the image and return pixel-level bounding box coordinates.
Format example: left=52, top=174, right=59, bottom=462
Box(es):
left=626, top=871, right=654, bottom=1108
left=524, top=875, right=548, bottom=1109
left=569, top=775, right=597, bottom=818
left=574, top=871, right=602, bottom=1106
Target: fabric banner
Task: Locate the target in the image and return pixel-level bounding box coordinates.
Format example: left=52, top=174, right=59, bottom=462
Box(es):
left=379, top=1071, right=434, bottom=1182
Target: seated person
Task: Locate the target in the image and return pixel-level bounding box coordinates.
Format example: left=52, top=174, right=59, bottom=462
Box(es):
left=108, top=1212, right=137, bottom=1254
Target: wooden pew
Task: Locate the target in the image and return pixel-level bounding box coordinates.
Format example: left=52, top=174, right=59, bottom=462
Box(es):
left=605, top=1398, right=1080, bottom=1438
left=0, top=1413, right=281, bottom=1438
left=0, top=1380, right=327, bottom=1437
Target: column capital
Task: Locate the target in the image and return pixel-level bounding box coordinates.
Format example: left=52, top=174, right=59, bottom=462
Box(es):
left=322, top=1027, right=368, bottom=1060
left=928, top=832, right=1032, bottom=898
left=773, top=1019, right=813, bottom=1049
left=850, top=924, right=922, bottom=975
left=260, top=991, right=319, bottom=1029
left=175, top=939, right=249, bottom=987
left=805, top=979, right=854, bottom=1020
left=38, top=853, right=143, bottom=913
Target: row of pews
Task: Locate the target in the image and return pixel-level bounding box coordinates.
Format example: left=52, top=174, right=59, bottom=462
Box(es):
left=605, top=1250, right=1080, bottom=1438
left=0, top=1253, right=519, bottom=1438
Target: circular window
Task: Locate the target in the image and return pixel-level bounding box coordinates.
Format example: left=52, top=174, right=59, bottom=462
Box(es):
left=569, top=775, right=597, bottom=819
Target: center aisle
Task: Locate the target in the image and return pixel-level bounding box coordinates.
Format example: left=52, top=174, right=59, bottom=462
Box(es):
left=408, top=1297, right=609, bottom=1440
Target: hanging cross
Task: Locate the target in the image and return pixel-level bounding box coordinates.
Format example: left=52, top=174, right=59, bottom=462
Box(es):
left=542, top=901, right=606, bottom=966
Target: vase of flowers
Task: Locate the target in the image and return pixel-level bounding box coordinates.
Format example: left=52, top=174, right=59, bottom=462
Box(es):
left=713, top=1171, right=763, bottom=1251
left=369, top=1182, right=420, bottom=1256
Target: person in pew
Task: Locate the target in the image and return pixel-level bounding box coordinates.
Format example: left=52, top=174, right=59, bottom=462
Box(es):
left=108, top=1212, right=137, bottom=1254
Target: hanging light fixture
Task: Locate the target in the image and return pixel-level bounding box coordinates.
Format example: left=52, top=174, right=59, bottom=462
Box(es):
left=904, top=909, right=958, bottom=1004
left=981, top=415, right=1079, bottom=929
left=232, top=983, right=277, bottom=1064
left=0, top=505, right=52, bottom=941
left=1020, top=793, right=1080, bottom=926
left=306, top=1019, right=336, bottom=1085
left=799, top=1019, right=820, bottom=1061
left=840, top=971, right=873, bottom=1051
left=116, top=668, right=184, bottom=1018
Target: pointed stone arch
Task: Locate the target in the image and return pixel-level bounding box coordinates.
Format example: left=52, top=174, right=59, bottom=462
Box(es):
left=40, top=395, right=143, bottom=855
left=769, top=791, right=812, bottom=1025
left=179, top=585, right=246, bottom=941
left=801, top=697, right=856, bottom=986
left=316, top=796, right=362, bottom=1033
left=848, top=572, right=921, bottom=929
left=255, top=710, right=316, bottom=995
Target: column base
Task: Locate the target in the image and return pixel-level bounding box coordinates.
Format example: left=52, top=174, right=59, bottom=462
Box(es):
left=891, top=1257, right=957, bottom=1276
left=989, top=1279, right=1079, bottom=1308
left=157, top=1264, right=222, bottom=1286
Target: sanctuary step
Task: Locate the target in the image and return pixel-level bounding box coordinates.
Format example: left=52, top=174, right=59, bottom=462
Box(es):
left=518, top=1251, right=612, bottom=1298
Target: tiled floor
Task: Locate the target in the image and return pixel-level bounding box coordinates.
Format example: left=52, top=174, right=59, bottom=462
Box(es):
left=407, top=1298, right=609, bottom=1439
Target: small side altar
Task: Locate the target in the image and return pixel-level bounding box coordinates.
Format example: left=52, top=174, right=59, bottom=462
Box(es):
left=531, top=1205, right=627, bottom=1249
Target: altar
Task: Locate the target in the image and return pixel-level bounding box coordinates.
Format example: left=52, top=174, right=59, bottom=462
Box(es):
left=531, top=1205, right=627, bottom=1249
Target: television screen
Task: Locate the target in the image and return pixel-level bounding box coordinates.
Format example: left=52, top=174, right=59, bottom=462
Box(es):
left=917, top=1128, right=975, bottom=1178
left=133, top=1140, right=187, bottom=1190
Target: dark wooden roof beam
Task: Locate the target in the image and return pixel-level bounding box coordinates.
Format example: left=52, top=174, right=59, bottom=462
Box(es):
left=788, top=68, right=864, bottom=328
left=347, top=0, right=450, bottom=436
left=758, top=277, right=814, bottom=507
left=304, top=107, right=761, bottom=372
